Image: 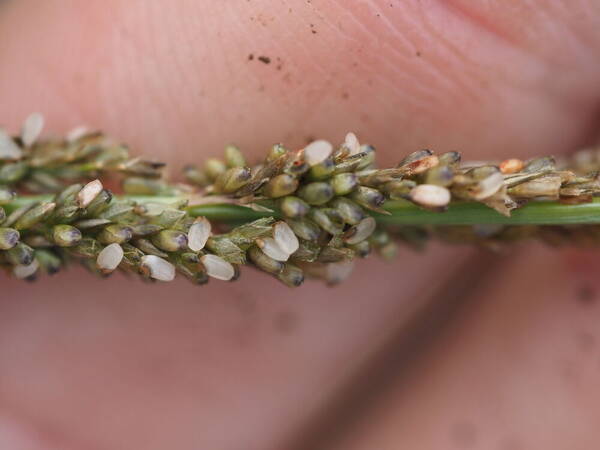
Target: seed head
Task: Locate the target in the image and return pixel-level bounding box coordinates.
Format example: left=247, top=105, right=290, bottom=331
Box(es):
left=85, top=189, right=113, bottom=216
left=13, top=123, right=599, bottom=289
left=348, top=240, right=371, bottom=258
left=21, top=112, right=44, bottom=147
left=355, top=145, right=376, bottom=170
left=287, top=218, right=321, bottom=241
left=331, top=173, right=358, bottom=195
left=0, top=187, right=15, bottom=205
left=344, top=132, right=361, bottom=155
left=308, top=158, right=335, bottom=180
left=273, top=221, right=299, bottom=255
left=224, top=144, right=246, bottom=168
left=52, top=224, right=82, bottom=247
left=188, top=217, right=211, bottom=252
left=248, top=245, right=284, bottom=274
left=438, top=151, right=461, bottom=166
left=122, top=177, right=170, bottom=195
left=183, top=165, right=210, bottom=186
left=267, top=143, right=287, bottom=162
left=331, top=198, right=366, bottom=225
left=325, top=261, right=355, bottom=285
left=133, top=238, right=168, bottom=258
left=72, top=238, right=102, bottom=258
left=303, top=140, right=333, bottom=166
left=350, top=186, right=385, bottom=211
left=409, top=184, right=451, bottom=208
left=297, top=182, right=334, bottom=205
left=35, top=249, right=62, bottom=275
left=97, top=224, right=134, bottom=245
left=77, top=180, right=103, bottom=208
left=0, top=227, right=20, bottom=250
left=382, top=180, right=416, bottom=200
left=151, top=229, right=188, bottom=252
left=277, top=263, right=304, bottom=287
left=318, top=246, right=354, bottom=263
left=204, top=158, right=227, bottom=181
left=309, top=208, right=345, bottom=235
left=13, top=202, right=56, bottom=230
left=200, top=254, right=235, bottom=281
left=279, top=196, right=310, bottom=218
left=500, top=158, right=524, bottom=174
left=13, top=259, right=40, bottom=280
left=262, top=174, right=299, bottom=198
left=0, top=129, right=22, bottom=160
left=256, top=237, right=289, bottom=261
left=7, top=243, right=34, bottom=266
left=344, top=217, right=376, bottom=245
left=509, top=174, right=562, bottom=199
left=140, top=255, right=176, bottom=281
left=66, top=125, right=90, bottom=142
left=398, top=150, right=438, bottom=175
left=424, top=165, right=454, bottom=187
left=214, top=167, right=251, bottom=194
left=97, top=243, right=124, bottom=272
left=472, top=171, right=504, bottom=200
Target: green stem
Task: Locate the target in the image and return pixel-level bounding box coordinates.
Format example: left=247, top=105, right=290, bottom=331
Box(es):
left=7, top=195, right=600, bottom=226
left=375, top=199, right=600, bottom=225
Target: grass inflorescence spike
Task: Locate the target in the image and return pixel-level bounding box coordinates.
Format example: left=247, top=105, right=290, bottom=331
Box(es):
left=2, top=115, right=600, bottom=287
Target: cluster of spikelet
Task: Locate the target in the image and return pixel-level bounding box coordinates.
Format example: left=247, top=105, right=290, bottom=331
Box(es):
left=2, top=113, right=600, bottom=287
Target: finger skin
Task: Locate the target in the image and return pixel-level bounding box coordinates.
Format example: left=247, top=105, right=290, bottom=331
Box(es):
left=0, top=0, right=599, bottom=449
left=335, top=245, right=600, bottom=450
left=0, top=249, right=473, bottom=450
left=0, top=0, right=599, bottom=164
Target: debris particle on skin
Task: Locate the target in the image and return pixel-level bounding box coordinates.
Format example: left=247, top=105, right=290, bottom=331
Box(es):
left=258, top=56, right=271, bottom=64
left=415, top=50, right=422, bottom=57
left=248, top=54, right=254, bottom=61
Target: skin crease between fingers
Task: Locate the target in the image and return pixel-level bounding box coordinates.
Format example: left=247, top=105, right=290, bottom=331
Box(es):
left=0, top=1, right=599, bottom=449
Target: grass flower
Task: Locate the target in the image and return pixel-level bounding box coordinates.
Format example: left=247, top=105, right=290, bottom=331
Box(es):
left=2, top=113, right=600, bottom=287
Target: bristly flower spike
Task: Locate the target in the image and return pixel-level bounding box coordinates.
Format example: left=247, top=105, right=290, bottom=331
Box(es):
left=4, top=112, right=600, bottom=288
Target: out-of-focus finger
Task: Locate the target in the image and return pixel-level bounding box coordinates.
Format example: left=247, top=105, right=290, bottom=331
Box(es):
left=330, top=243, right=600, bottom=450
